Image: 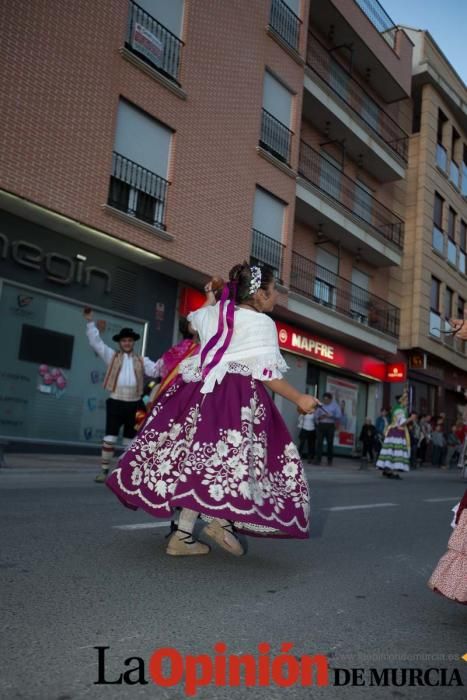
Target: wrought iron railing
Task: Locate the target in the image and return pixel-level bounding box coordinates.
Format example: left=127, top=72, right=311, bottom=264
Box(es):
left=260, top=109, right=293, bottom=166
left=290, top=252, right=400, bottom=337
left=126, top=0, right=183, bottom=83
left=306, top=32, right=408, bottom=162
left=250, top=228, right=285, bottom=282
left=269, top=0, right=301, bottom=51
left=299, top=141, right=404, bottom=248
left=108, top=152, right=169, bottom=229
left=354, top=0, right=397, bottom=49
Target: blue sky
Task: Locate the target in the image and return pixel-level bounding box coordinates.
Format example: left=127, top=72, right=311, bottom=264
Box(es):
left=382, top=0, right=467, bottom=84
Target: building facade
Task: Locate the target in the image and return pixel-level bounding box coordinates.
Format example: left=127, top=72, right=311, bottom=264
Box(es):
left=397, top=29, right=467, bottom=423
left=1, top=0, right=414, bottom=450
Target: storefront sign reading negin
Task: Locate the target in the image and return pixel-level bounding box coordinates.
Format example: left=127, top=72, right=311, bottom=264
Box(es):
left=0, top=232, right=111, bottom=292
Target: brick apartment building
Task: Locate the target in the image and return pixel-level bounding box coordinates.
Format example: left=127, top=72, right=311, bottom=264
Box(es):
left=396, top=28, right=467, bottom=421
left=0, top=0, right=440, bottom=452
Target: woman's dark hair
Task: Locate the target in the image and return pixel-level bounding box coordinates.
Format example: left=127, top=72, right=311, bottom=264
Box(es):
left=228, top=262, right=275, bottom=303
left=179, top=316, right=192, bottom=339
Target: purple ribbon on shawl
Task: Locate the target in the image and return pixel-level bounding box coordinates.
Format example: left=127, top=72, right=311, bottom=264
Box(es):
left=199, top=281, right=237, bottom=381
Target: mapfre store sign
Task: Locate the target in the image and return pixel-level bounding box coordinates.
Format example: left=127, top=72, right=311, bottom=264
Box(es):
left=275, top=321, right=387, bottom=381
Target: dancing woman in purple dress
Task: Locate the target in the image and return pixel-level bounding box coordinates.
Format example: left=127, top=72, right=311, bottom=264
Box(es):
left=106, top=263, right=319, bottom=556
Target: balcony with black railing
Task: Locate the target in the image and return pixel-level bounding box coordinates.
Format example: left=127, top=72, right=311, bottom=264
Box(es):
left=250, top=228, right=285, bottom=283
left=298, top=141, right=404, bottom=248
left=269, top=0, right=302, bottom=52
left=290, top=252, right=400, bottom=337
left=108, top=152, right=169, bottom=230
left=306, top=32, right=408, bottom=163
left=126, top=0, right=183, bottom=84
left=259, top=109, right=293, bottom=166
left=354, top=0, right=397, bottom=49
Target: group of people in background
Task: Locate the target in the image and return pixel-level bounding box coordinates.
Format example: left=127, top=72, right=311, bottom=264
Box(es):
left=297, top=391, right=466, bottom=476
left=365, top=407, right=466, bottom=470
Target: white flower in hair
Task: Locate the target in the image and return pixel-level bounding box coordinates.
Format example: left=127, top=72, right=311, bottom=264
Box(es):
left=249, top=266, right=262, bottom=296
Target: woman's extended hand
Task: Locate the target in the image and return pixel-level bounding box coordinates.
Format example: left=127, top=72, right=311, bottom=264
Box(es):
left=297, top=394, right=320, bottom=414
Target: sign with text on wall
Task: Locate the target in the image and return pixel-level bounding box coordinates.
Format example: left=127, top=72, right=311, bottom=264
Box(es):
left=275, top=321, right=387, bottom=381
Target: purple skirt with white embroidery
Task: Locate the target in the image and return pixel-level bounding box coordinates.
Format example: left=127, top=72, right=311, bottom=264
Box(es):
left=106, top=374, right=310, bottom=538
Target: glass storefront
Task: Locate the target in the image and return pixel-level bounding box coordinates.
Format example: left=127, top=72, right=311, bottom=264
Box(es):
left=0, top=280, right=147, bottom=446
left=319, top=371, right=368, bottom=454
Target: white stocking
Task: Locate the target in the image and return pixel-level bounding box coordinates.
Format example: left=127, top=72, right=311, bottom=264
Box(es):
left=176, top=508, right=199, bottom=537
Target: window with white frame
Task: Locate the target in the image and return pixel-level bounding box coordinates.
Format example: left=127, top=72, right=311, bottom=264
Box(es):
left=251, top=187, right=285, bottom=278
left=108, top=100, right=172, bottom=229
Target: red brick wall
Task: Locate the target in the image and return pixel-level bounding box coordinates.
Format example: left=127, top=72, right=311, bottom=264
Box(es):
left=0, top=0, right=309, bottom=281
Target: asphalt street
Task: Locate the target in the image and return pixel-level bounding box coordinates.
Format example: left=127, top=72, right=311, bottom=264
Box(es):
left=1, top=457, right=466, bottom=700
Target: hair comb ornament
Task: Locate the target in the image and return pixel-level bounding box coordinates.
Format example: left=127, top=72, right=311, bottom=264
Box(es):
left=249, top=266, right=262, bottom=296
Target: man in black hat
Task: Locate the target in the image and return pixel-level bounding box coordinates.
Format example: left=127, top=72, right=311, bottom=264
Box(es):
left=84, top=308, right=163, bottom=482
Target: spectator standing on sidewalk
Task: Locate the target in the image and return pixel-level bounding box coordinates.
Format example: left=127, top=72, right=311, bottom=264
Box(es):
left=445, top=425, right=461, bottom=469
left=359, top=418, right=377, bottom=462
left=431, top=425, right=446, bottom=467
left=298, top=411, right=316, bottom=463
left=408, top=413, right=420, bottom=468
left=375, top=408, right=389, bottom=457
left=314, top=393, right=341, bottom=466
left=419, top=415, right=433, bottom=465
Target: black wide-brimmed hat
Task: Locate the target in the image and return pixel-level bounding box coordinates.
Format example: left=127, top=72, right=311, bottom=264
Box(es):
left=113, top=327, right=140, bottom=342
